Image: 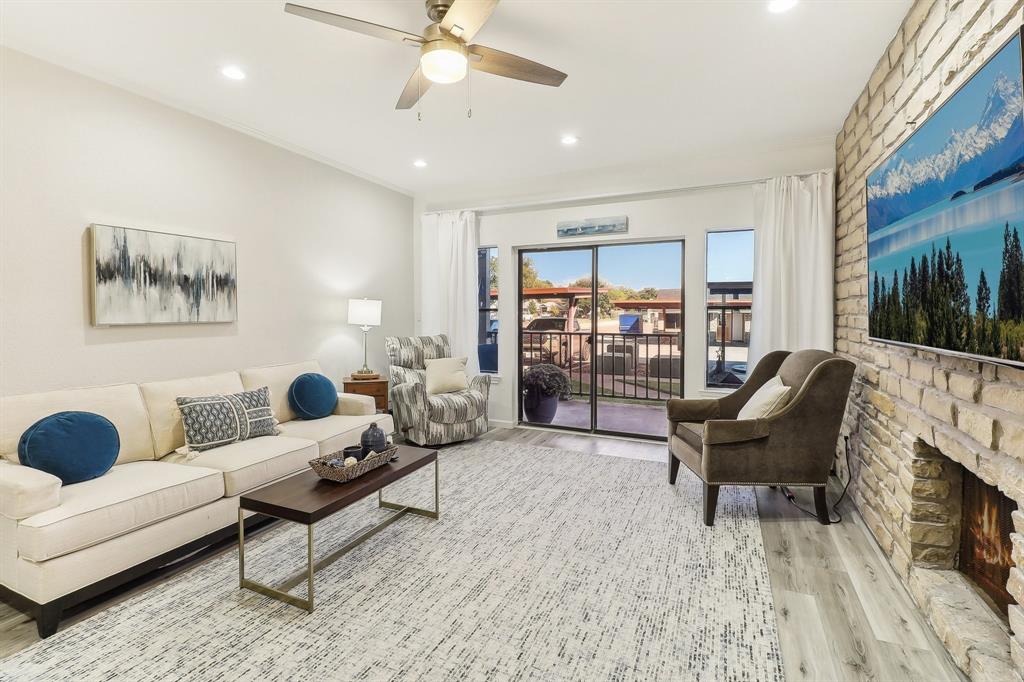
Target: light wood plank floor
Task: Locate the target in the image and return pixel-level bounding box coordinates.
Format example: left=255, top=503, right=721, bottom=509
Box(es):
left=0, top=427, right=966, bottom=681
left=484, top=427, right=965, bottom=682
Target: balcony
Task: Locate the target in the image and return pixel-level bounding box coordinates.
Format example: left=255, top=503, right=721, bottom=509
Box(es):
left=520, top=330, right=680, bottom=437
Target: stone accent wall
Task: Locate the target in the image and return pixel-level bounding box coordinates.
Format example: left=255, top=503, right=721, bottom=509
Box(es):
left=834, top=1, right=1024, bottom=679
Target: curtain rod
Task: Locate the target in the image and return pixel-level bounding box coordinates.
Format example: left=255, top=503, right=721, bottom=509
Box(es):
left=428, top=168, right=831, bottom=217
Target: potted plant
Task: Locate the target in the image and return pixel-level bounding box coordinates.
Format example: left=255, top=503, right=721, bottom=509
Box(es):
left=522, top=363, right=572, bottom=424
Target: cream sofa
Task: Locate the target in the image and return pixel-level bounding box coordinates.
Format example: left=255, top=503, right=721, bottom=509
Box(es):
left=0, top=360, right=392, bottom=637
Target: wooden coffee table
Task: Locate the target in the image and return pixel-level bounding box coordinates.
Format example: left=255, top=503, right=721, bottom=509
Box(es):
left=237, top=444, right=438, bottom=612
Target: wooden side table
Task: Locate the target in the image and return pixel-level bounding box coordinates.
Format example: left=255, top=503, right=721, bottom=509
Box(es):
left=342, top=376, right=389, bottom=412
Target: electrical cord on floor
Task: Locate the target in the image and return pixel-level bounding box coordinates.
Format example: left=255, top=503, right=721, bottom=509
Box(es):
left=779, top=435, right=853, bottom=523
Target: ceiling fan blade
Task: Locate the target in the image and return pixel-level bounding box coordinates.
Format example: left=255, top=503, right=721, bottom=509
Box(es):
left=396, top=67, right=431, bottom=109
left=440, top=0, right=498, bottom=42
left=284, top=3, right=424, bottom=45
left=468, top=45, right=566, bottom=87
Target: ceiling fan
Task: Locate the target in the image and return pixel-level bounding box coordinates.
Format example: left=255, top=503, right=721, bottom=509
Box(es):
left=284, top=1, right=567, bottom=109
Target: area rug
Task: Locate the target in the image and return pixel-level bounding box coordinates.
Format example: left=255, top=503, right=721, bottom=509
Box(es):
left=0, top=440, right=784, bottom=681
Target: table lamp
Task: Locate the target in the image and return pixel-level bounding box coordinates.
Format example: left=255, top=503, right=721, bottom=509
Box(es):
left=348, top=298, right=382, bottom=379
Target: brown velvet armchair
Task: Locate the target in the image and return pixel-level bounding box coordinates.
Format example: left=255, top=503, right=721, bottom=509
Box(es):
left=667, top=349, right=855, bottom=526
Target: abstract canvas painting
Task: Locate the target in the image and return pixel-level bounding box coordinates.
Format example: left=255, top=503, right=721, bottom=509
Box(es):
left=867, top=28, right=1024, bottom=366
left=91, top=224, right=237, bottom=325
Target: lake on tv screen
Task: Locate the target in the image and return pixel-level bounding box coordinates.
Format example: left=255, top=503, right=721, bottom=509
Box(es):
left=867, top=177, right=1024, bottom=314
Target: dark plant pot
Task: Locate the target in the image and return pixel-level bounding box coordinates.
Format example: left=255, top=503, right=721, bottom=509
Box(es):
left=523, top=387, right=559, bottom=424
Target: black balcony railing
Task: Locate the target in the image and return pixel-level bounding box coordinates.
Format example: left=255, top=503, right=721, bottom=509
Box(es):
left=520, top=330, right=682, bottom=401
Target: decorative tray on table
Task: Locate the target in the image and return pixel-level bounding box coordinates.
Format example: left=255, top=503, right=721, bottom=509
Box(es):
left=308, top=444, right=398, bottom=483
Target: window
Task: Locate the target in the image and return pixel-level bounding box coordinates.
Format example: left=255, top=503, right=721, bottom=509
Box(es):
left=705, top=230, right=753, bottom=388
left=477, top=247, right=498, bottom=373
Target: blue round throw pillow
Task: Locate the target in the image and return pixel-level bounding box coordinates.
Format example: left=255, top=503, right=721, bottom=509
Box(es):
left=18, top=411, right=119, bottom=485
left=288, top=373, right=338, bottom=420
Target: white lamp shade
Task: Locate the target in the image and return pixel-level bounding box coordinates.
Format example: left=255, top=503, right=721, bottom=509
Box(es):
left=348, top=298, right=382, bottom=327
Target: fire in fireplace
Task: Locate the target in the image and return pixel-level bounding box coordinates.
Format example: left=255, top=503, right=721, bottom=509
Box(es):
left=959, top=469, right=1017, bottom=614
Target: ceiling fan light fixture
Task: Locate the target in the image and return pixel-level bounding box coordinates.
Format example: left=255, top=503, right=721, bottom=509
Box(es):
left=420, top=41, right=468, bottom=84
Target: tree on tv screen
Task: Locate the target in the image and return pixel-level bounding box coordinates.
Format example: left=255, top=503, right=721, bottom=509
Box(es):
left=869, top=224, right=1024, bottom=362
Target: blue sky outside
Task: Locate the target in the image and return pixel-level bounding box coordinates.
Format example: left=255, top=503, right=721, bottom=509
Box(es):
left=524, top=232, right=752, bottom=290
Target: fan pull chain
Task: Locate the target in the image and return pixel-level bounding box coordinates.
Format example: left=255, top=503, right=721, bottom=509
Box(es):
left=467, top=67, right=472, bottom=119
left=417, top=70, right=423, bottom=122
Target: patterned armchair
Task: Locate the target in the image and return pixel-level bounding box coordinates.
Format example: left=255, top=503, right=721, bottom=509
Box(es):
left=384, top=334, right=491, bottom=446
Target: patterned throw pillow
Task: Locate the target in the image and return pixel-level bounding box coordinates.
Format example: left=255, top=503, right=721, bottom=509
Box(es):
left=176, top=386, right=278, bottom=453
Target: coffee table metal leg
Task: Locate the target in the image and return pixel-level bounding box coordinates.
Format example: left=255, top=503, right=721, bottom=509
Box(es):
left=238, top=512, right=315, bottom=613
left=238, top=508, right=245, bottom=587
left=238, top=456, right=439, bottom=613
left=378, top=459, right=440, bottom=520
left=307, top=523, right=314, bottom=611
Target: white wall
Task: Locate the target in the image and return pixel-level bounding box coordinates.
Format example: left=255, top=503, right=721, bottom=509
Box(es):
left=457, top=140, right=834, bottom=424
left=477, top=187, right=748, bottom=423
left=0, top=48, right=414, bottom=395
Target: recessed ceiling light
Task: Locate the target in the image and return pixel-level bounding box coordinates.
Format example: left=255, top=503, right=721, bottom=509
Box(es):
left=221, top=65, right=246, bottom=81
left=767, top=0, right=798, bottom=13
left=413, top=159, right=427, bottom=168
left=561, top=134, right=579, bottom=146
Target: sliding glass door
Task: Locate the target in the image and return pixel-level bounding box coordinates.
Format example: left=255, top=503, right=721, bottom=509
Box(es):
left=518, top=240, right=683, bottom=439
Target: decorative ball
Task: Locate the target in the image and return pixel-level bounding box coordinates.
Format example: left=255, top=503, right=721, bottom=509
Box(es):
left=344, top=456, right=358, bottom=467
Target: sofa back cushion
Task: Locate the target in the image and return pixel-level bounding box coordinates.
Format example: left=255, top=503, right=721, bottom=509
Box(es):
left=241, top=361, right=322, bottom=423
left=0, top=384, right=155, bottom=465
left=140, top=372, right=245, bottom=457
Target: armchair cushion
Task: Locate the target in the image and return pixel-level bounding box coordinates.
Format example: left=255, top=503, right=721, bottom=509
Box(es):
left=425, top=357, right=469, bottom=395
left=703, top=418, right=771, bottom=445
left=384, top=335, right=449, bottom=369
left=674, top=422, right=704, bottom=451
left=736, top=376, right=791, bottom=420
left=392, top=366, right=426, bottom=387
left=0, top=460, right=62, bottom=520
left=667, top=398, right=719, bottom=423
left=427, top=390, right=486, bottom=424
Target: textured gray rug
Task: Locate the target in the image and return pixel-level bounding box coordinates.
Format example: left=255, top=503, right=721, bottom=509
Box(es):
left=1, top=441, right=783, bottom=681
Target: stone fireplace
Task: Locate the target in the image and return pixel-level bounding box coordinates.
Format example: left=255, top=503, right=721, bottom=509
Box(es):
left=895, top=437, right=1024, bottom=681
left=960, top=469, right=1017, bottom=615
left=832, top=1, right=1024, bottom=679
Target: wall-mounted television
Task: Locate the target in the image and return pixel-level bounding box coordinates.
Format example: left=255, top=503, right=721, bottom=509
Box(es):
left=867, top=26, right=1024, bottom=367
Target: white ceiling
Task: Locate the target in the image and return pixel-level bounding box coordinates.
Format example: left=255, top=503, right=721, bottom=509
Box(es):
left=0, top=0, right=910, bottom=203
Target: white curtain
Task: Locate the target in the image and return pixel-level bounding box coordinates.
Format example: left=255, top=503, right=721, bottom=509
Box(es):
left=419, top=210, right=480, bottom=375
left=749, top=170, right=835, bottom=368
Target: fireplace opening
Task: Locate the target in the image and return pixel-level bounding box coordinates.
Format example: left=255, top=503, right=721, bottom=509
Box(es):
left=958, top=469, right=1017, bottom=615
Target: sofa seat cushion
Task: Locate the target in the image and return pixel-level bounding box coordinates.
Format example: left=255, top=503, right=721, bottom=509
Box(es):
left=426, top=390, right=486, bottom=424
left=17, top=461, right=224, bottom=562
left=675, top=421, right=704, bottom=452
left=278, top=414, right=395, bottom=456
left=162, top=436, right=318, bottom=497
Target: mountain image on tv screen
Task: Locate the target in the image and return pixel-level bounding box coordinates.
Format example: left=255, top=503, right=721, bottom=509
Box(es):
left=866, top=29, right=1024, bottom=365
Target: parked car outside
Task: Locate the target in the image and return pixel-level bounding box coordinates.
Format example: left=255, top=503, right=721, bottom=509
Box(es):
left=521, top=317, right=589, bottom=366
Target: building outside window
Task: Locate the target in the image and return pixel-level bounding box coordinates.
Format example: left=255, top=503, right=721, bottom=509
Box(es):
left=705, top=230, right=753, bottom=388
left=477, top=247, right=498, bottom=373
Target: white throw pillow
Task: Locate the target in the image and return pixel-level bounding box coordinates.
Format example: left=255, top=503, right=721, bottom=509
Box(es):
left=737, top=375, right=792, bottom=420
left=424, top=357, right=469, bottom=395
